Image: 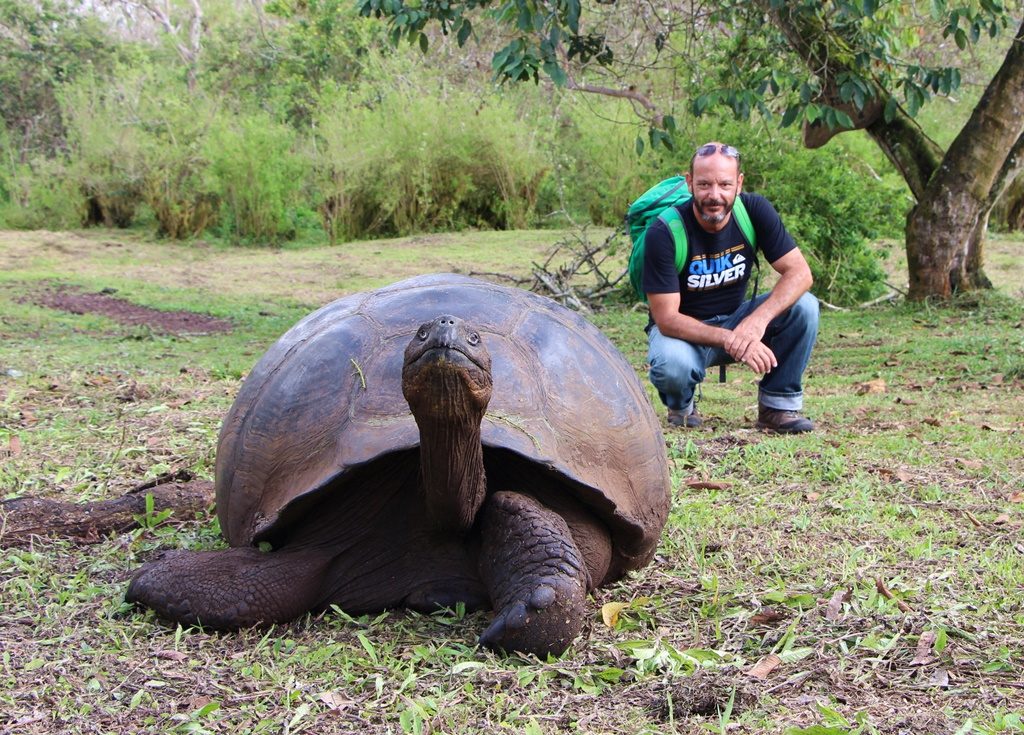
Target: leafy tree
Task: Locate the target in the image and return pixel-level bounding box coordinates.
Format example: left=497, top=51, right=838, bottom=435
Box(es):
left=0, top=0, right=126, bottom=159
left=361, top=0, right=1024, bottom=300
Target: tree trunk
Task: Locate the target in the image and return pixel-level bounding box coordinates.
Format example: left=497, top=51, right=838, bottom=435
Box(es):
left=0, top=470, right=214, bottom=547
left=904, top=18, right=1024, bottom=299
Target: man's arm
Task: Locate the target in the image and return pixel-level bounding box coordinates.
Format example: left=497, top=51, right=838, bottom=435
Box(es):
left=722, top=248, right=813, bottom=368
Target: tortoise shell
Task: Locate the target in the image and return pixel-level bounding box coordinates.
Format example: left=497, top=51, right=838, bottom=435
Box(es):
left=214, top=273, right=670, bottom=580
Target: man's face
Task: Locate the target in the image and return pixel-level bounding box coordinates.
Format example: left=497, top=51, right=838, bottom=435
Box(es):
left=686, top=153, right=744, bottom=230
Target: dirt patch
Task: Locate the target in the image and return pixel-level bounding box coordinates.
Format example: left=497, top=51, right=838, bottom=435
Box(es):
left=30, top=285, right=232, bottom=335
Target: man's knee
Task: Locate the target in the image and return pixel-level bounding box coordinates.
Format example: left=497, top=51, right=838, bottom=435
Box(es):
left=785, top=292, right=819, bottom=333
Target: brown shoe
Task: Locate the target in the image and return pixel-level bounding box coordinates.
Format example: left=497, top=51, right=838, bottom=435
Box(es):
left=668, top=405, right=702, bottom=428
left=756, top=406, right=814, bottom=434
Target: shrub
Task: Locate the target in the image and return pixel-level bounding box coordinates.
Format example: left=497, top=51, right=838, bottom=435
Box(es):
left=314, top=68, right=548, bottom=242
left=58, top=70, right=147, bottom=228
left=206, top=112, right=308, bottom=244
left=0, top=156, right=85, bottom=229
left=136, top=89, right=221, bottom=240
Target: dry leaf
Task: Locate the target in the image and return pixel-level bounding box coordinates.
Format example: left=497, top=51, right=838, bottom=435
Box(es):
left=154, top=650, right=188, bottom=662
left=319, top=691, right=355, bottom=711
left=746, top=654, right=782, bottom=679
left=993, top=513, right=1011, bottom=525
left=922, top=417, right=941, bottom=427
left=895, top=397, right=917, bottom=405
left=911, top=631, right=937, bottom=666
left=1009, top=492, right=1024, bottom=503
left=930, top=668, right=950, bottom=688
left=750, top=608, right=787, bottom=626
left=1, top=434, right=21, bottom=459
left=685, top=480, right=733, bottom=490
left=895, top=470, right=914, bottom=483
left=824, top=588, right=851, bottom=622
left=956, top=458, right=984, bottom=470
left=855, top=378, right=887, bottom=395
left=805, top=491, right=821, bottom=502
left=601, top=601, right=629, bottom=628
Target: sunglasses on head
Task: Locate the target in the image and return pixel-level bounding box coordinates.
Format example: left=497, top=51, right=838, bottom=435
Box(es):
left=695, top=143, right=740, bottom=159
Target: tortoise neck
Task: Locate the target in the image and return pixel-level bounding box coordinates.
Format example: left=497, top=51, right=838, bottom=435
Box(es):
left=417, top=414, right=487, bottom=534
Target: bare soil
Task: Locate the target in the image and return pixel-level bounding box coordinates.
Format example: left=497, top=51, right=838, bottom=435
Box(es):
left=27, top=285, right=232, bottom=335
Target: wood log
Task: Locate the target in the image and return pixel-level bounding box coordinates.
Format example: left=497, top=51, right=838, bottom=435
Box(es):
left=0, top=470, right=215, bottom=547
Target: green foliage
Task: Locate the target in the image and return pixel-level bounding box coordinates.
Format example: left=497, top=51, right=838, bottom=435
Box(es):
left=58, top=70, right=147, bottom=228
left=0, top=0, right=129, bottom=158
left=739, top=135, right=905, bottom=305
left=0, top=155, right=84, bottom=229
left=315, top=66, right=548, bottom=241
left=206, top=112, right=308, bottom=245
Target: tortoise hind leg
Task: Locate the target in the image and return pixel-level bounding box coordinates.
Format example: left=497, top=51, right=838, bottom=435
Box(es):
left=126, top=547, right=331, bottom=629
left=477, top=491, right=609, bottom=658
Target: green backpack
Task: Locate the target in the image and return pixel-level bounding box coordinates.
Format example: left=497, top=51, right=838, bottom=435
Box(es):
left=626, top=176, right=757, bottom=302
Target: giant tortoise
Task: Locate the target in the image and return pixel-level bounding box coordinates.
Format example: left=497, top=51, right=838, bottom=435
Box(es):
left=127, top=273, right=670, bottom=657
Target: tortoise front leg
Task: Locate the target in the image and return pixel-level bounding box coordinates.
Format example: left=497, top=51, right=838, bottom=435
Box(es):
left=477, top=491, right=595, bottom=658
left=126, top=547, right=331, bottom=629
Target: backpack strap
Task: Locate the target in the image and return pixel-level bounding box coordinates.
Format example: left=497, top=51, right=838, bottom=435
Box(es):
left=732, top=195, right=757, bottom=251
left=657, top=206, right=688, bottom=274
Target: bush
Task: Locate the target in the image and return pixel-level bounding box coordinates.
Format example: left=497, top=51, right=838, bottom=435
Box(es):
left=0, top=156, right=85, bottom=229
left=314, top=67, right=549, bottom=242
left=136, top=88, right=221, bottom=240
left=206, top=112, right=308, bottom=244
left=58, top=70, right=146, bottom=228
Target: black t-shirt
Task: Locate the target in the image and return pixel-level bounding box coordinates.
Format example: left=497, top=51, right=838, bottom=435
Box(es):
left=642, top=192, right=796, bottom=320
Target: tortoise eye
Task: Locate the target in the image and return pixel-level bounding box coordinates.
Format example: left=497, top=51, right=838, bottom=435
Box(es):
left=417, top=327, right=429, bottom=340
left=468, top=332, right=480, bottom=345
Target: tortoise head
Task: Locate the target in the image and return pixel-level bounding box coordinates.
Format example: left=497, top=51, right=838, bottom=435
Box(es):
left=402, top=315, right=493, bottom=532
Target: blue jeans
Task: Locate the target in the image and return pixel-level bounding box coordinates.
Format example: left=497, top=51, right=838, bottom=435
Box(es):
left=647, top=292, right=819, bottom=412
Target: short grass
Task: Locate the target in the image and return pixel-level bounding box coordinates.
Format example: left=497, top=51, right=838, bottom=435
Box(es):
left=1, top=228, right=1022, bottom=735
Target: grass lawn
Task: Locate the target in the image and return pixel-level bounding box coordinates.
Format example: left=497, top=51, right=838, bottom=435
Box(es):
left=1, top=227, right=1022, bottom=735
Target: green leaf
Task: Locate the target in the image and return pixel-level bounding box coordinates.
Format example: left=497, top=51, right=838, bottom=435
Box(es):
left=635, top=136, right=644, bottom=156
left=456, top=19, right=472, bottom=46
left=418, top=32, right=428, bottom=53
left=884, top=96, right=899, bottom=122
left=834, top=109, right=855, bottom=129
left=780, top=105, right=801, bottom=128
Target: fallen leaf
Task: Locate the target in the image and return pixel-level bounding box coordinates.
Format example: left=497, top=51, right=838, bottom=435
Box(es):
left=750, top=608, right=787, bottom=626
left=896, top=470, right=914, bottom=483
left=911, top=631, right=937, bottom=666
left=6, top=435, right=21, bottom=458
left=930, top=668, right=950, bottom=688
left=319, top=691, right=355, bottom=711
left=981, top=424, right=1014, bottom=432
left=685, top=480, right=733, bottom=490
left=955, top=458, right=984, bottom=470
left=895, top=397, right=917, bottom=405
left=993, top=513, right=1011, bottom=525
left=601, top=601, right=629, bottom=628
left=746, top=654, right=782, bottom=679
left=154, top=650, right=187, bottom=662
left=805, top=491, right=821, bottom=502
left=922, top=417, right=942, bottom=427
left=988, top=373, right=1004, bottom=385
left=824, top=588, right=851, bottom=621
left=1009, top=492, right=1024, bottom=503
left=855, top=378, right=887, bottom=395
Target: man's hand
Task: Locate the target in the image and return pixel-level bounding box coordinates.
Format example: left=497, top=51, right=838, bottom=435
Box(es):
left=723, top=318, right=776, bottom=374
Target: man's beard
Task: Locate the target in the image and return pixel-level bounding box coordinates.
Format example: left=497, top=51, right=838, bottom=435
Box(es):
left=694, top=196, right=734, bottom=225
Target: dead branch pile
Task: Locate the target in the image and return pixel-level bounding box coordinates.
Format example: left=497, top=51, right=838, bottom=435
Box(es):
left=473, top=227, right=631, bottom=312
